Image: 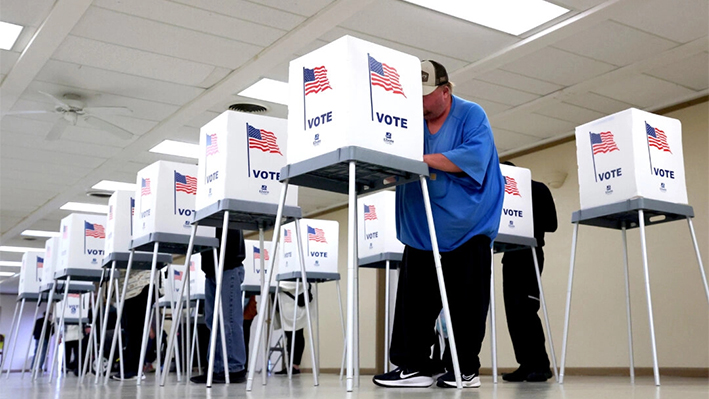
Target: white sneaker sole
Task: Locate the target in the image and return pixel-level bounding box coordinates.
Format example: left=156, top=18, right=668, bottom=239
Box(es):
left=442, top=376, right=481, bottom=388
left=373, top=375, right=434, bottom=388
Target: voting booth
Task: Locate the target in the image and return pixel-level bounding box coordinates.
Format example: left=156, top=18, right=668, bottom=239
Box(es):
left=56, top=213, right=107, bottom=274
left=575, top=108, right=687, bottom=209
left=498, top=164, right=534, bottom=238
left=277, top=219, right=339, bottom=281
left=40, top=237, right=60, bottom=291
left=19, top=251, right=44, bottom=296
left=133, top=160, right=215, bottom=239
left=188, top=253, right=206, bottom=297
left=196, top=111, right=298, bottom=211
left=105, top=190, right=135, bottom=254
left=55, top=293, right=90, bottom=322
left=286, top=35, right=423, bottom=164
left=242, top=240, right=277, bottom=291
left=357, top=190, right=404, bottom=260
left=161, top=264, right=187, bottom=303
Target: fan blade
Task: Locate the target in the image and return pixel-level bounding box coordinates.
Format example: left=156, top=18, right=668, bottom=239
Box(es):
left=4, top=110, right=53, bottom=115
left=83, top=106, right=133, bottom=115
left=39, top=91, right=71, bottom=109
left=46, top=118, right=69, bottom=141
left=84, top=116, right=134, bottom=140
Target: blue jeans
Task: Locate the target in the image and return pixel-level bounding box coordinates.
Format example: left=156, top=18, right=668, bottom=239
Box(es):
left=205, top=266, right=245, bottom=373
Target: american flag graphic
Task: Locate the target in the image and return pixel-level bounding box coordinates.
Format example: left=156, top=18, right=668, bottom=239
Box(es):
left=303, top=66, right=332, bottom=95
left=109, top=205, right=113, bottom=221
left=174, top=270, right=183, bottom=281
left=130, top=197, right=135, bottom=216
left=175, top=171, right=197, bottom=195
left=590, top=131, right=620, bottom=155
left=63, top=225, right=68, bottom=239
left=206, top=133, right=219, bottom=156
left=190, top=261, right=196, bottom=272
left=85, top=221, right=105, bottom=239
left=364, top=204, right=378, bottom=221
left=68, top=293, right=80, bottom=299
left=504, top=176, right=521, bottom=197
left=368, top=55, right=406, bottom=98
left=253, top=246, right=270, bottom=261
left=37, top=257, right=44, bottom=269
left=645, top=122, right=671, bottom=153
left=141, top=178, right=151, bottom=196
left=247, top=124, right=282, bottom=155
left=284, top=229, right=292, bottom=243
left=307, top=225, right=327, bottom=243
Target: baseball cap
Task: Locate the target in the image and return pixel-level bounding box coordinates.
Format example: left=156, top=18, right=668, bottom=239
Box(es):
left=421, top=60, right=449, bottom=96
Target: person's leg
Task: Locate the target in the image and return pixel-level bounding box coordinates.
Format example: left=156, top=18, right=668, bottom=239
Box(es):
left=292, top=328, right=305, bottom=366
left=243, top=318, right=252, bottom=370
left=221, top=267, right=246, bottom=374
left=502, top=249, right=550, bottom=380
left=119, top=286, right=149, bottom=377
left=66, top=340, right=79, bottom=370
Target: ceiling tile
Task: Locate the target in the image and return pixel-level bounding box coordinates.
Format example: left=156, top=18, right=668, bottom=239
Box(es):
left=612, top=0, right=708, bottom=43
left=592, top=74, right=698, bottom=108
left=553, top=0, right=608, bottom=11
left=1, top=188, right=58, bottom=209
left=1, top=131, right=122, bottom=158
left=0, top=0, right=55, bottom=27
left=491, top=113, right=577, bottom=139
left=1, top=157, right=90, bottom=180
left=501, top=47, right=617, bottom=86
left=454, top=96, right=513, bottom=117
left=338, top=0, right=518, bottom=63
left=1, top=145, right=107, bottom=169
left=563, top=92, right=635, bottom=115
left=72, top=7, right=264, bottom=69
left=491, top=129, right=541, bottom=153
left=1, top=175, right=73, bottom=192
left=455, top=80, right=539, bottom=106
left=476, top=69, right=563, bottom=96
left=645, top=52, right=709, bottom=91
left=53, top=35, right=219, bottom=86
left=0, top=50, right=20, bottom=75
left=94, top=0, right=287, bottom=47
left=250, top=0, right=334, bottom=16
left=553, top=21, right=678, bottom=66
left=534, top=101, right=606, bottom=125
left=171, top=0, right=307, bottom=31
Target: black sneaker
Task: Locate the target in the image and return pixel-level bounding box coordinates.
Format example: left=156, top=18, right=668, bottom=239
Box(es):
left=274, top=367, right=300, bottom=375
left=502, top=366, right=552, bottom=382
left=110, top=372, right=145, bottom=381
left=526, top=369, right=552, bottom=382
left=190, top=370, right=247, bottom=384
left=436, top=370, right=480, bottom=388
left=372, top=367, right=434, bottom=388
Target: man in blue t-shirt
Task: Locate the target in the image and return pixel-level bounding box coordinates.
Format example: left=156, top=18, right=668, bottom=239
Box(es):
left=373, top=60, right=504, bottom=389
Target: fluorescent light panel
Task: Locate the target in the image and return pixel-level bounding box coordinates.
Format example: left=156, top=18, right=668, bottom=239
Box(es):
left=60, top=202, right=109, bottom=214
left=238, top=78, right=289, bottom=105
left=92, top=180, right=137, bottom=192
left=0, top=261, right=22, bottom=267
left=0, top=21, right=22, bottom=50
left=0, top=272, right=17, bottom=277
left=0, top=246, right=41, bottom=253
left=21, top=230, right=60, bottom=238
left=403, top=0, right=569, bottom=36
left=149, top=140, right=200, bottom=159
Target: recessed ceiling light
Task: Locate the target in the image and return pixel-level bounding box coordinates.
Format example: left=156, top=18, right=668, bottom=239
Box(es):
left=403, top=0, right=569, bottom=36
left=92, top=180, right=138, bottom=192
left=0, top=21, right=23, bottom=50
left=0, top=272, right=18, bottom=277
left=0, top=246, right=41, bottom=253
left=238, top=78, right=289, bottom=105
left=149, top=140, right=200, bottom=159
left=0, top=261, right=22, bottom=267
left=21, top=230, right=60, bottom=238
left=60, top=202, right=109, bottom=214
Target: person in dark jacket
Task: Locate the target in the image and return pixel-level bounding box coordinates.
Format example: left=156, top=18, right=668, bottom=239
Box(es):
left=190, top=228, right=247, bottom=384
left=501, top=161, right=558, bottom=382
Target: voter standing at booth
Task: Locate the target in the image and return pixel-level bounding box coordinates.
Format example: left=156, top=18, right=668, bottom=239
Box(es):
left=501, top=161, right=558, bottom=382
left=373, top=60, right=504, bottom=389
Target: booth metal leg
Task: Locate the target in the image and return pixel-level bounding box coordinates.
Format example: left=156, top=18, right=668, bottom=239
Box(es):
left=78, top=302, right=84, bottom=381
left=5, top=298, right=26, bottom=378
left=490, top=249, right=498, bottom=384
left=207, top=217, right=232, bottom=388
left=113, top=279, right=125, bottom=380
left=559, top=223, right=579, bottom=384
left=293, top=220, right=319, bottom=385
left=621, top=224, right=635, bottom=382
left=419, top=175, right=462, bottom=389
left=49, top=277, right=71, bottom=383
left=246, top=182, right=289, bottom=391
left=34, top=283, right=56, bottom=380
left=190, top=299, right=200, bottom=377
left=80, top=270, right=104, bottom=382
left=687, top=218, right=709, bottom=304
left=0, top=301, right=19, bottom=374
left=258, top=225, right=268, bottom=386
left=384, top=261, right=391, bottom=373
left=21, top=297, right=43, bottom=378
left=345, top=162, right=357, bottom=392
left=531, top=248, right=558, bottom=382
left=638, top=210, right=660, bottom=386
left=315, top=284, right=320, bottom=373
left=98, top=260, right=120, bottom=384
left=288, top=278, right=300, bottom=380
left=337, top=280, right=346, bottom=380
left=136, top=242, right=160, bottom=386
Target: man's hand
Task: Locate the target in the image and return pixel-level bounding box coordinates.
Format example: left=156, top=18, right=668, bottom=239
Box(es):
left=423, top=154, right=462, bottom=173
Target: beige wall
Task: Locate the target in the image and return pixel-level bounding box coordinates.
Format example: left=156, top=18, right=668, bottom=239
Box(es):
left=279, top=101, right=707, bottom=372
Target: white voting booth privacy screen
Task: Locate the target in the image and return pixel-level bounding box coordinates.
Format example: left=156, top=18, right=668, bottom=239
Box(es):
left=243, top=239, right=277, bottom=289
left=161, top=264, right=186, bottom=303
left=278, top=219, right=339, bottom=277
left=133, top=160, right=215, bottom=239
left=55, top=293, right=90, bottom=321
left=498, top=164, right=534, bottom=238
left=196, top=111, right=298, bottom=211
left=575, top=108, right=687, bottom=209
left=19, top=251, right=44, bottom=295
left=357, top=190, right=404, bottom=259
left=287, top=35, right=423, bottom=164
left=105, top=190, right=135, bottom=254
left=189, top=253, right=206, bottom=297
left=56, top=213, right=107, bottom=274
left=41, top=237, right=59, bottom=291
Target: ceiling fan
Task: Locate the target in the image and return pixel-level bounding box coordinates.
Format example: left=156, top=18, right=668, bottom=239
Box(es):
left=6, top=92, right=135, bottom=140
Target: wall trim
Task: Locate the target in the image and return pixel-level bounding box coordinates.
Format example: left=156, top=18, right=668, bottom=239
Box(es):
left=293, top=367, right=708, bottom=378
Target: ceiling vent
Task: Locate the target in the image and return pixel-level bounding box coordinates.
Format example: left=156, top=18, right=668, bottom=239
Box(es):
left=229, top=103, right=268, bottom=113
left=86, top=190, right=113, bottom=199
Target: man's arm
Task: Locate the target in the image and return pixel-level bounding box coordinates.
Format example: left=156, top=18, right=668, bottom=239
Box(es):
left=423, top=153, right=462, bottom=173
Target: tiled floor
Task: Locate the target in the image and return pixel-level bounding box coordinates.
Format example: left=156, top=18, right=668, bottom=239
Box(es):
left=3, top=373, right=708, bottom=399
